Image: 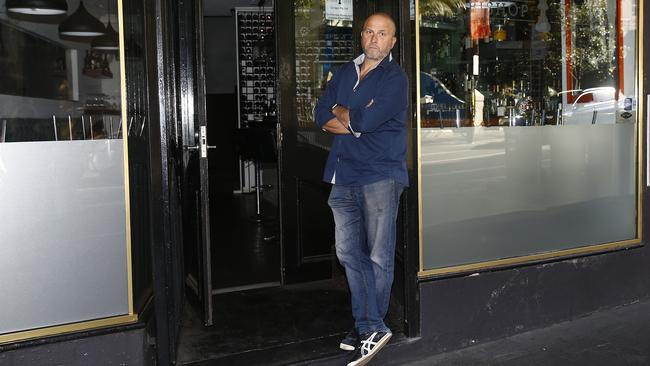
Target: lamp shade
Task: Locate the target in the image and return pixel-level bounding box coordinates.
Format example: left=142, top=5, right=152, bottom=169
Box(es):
left=6, top=0, right=68, bottom=15
left=91, top=21, right=119, bottom=50
left=59, top=1, right=105, bottom=37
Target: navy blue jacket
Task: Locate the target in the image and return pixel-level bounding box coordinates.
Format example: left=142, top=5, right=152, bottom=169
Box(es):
left=314, top=54, right=409, bottom=187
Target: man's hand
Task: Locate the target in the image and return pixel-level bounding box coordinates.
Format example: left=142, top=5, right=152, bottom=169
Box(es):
left=320, top=105, right=352, bottom=134
left=331, top=105, right=351, bottom=128
left=322, top=118, right=351, bottom=134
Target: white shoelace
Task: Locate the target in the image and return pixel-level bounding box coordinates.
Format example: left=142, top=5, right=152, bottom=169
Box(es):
left=359, top=332, right=380, bottom=356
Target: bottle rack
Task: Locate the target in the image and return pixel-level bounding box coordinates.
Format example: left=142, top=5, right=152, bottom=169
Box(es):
left=294, top=28, right=353, bottom=127
left=235, top=7, right=276, bottom=128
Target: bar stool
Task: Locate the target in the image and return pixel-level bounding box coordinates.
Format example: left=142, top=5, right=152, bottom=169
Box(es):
left=236, top=120, right=277, bottom=223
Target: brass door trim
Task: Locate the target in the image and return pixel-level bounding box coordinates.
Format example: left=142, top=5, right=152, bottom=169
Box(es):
left=418, top=239, right=643, bottom=279
left=0, top=315, right=138, bottom=345
left=117, top=0, right=134, bottom=322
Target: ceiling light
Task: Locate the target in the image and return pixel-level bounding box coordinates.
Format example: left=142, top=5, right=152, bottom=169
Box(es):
left=6, top=0, right=68, bottom=15
left=59, top=1, right=105, bottom=37
left=92, top=0, right=118, bottom=50
left=92, top=21, right=119, bottom=50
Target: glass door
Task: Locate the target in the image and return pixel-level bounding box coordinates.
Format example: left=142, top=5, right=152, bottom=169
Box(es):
left=277, top=0, right=356, bottom=283
left=179, top=0, right=213, bottom=326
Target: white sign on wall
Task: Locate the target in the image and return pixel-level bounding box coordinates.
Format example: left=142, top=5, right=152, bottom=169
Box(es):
left=326, top=0, right=353, bottom=21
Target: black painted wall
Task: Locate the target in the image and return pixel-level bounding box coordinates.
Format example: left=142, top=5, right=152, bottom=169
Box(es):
left=418, top=244, right=650, bottom=352
left=0, top=327, right=153, bottom=366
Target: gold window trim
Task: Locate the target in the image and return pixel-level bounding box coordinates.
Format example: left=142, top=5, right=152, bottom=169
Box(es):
left=415, top=0, right=645, bottom=278
left=1, top=0, right=137, bottom=344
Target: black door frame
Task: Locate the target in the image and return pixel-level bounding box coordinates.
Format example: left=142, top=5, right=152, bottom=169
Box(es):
left=141, top=0, right=187, bottom=364
left=144, top=1, right=422, bottom=363
left=397, top=0, right=421, bottom=339
left=177, top=0, right=214, bottom=327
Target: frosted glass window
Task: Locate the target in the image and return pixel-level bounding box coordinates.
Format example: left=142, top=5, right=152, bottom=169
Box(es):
left=417, top=0, right=638, bottom=271
left=0, top=0, right=129, bottom=335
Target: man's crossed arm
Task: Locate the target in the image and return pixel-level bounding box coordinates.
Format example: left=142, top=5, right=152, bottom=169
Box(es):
left=322, top=105, right=351, bottom=135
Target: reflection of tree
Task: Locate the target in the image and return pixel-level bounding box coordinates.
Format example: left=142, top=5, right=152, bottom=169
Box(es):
left=420, top=0, right=465, bottom=17
left=295, top=0, right=314, bottom=9
left=543, top=0, right=614, bottom=92
left=572, top=0, right=615, bottom=88
left=542, top=0, right=563, bottom=92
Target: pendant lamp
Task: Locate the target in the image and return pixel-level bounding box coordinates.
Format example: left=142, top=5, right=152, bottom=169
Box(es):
left=91, top=22, right=119, bottom=50
left=59, top=1, right=105, bottom=37
left=92, top=0, right=119, bottom=50
left=6, top=0, right=68, bottom=15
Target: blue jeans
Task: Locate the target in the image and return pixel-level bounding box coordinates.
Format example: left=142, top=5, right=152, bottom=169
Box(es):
left=328, top=178, right=404, bottom=334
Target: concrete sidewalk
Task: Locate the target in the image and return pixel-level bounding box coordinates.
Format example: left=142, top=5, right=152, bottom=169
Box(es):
left=398, top=298, right=650, bottom=365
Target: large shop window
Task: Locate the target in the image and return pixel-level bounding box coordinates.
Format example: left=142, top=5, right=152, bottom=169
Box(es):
left=0, top=0, right=133, bottom=342
left=417, top=0, right=640, bottom=274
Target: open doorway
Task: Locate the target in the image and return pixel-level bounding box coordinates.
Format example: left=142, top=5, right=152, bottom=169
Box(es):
left=176, top=0, right=411, bottom=364
left=202, top=6, right=281, bottom=295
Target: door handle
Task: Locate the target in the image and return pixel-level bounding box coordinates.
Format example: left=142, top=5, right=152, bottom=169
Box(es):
left=199, top=126, right=214, bottom=158
left=184, top=129, right=215, bottom=154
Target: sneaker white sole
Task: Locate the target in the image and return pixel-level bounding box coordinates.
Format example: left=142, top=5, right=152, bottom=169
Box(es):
left=340, top=343, right=356, bottom=351
left=347, top=332, right=392, bottom=366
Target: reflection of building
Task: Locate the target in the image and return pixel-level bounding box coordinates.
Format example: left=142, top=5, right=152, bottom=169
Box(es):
left=1, top=0, right=649, bottom=365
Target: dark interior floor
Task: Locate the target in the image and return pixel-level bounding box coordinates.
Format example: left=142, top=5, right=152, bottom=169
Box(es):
left=210, top=190, right=281, bottom=290
left=177, top=277, right=405, bottom=366
left=179, top=185, right=404, bottom=365
left=206, top=91, right=280, bottom=290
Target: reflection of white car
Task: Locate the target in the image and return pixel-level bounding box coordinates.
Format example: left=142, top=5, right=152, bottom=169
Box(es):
left=561, top=87, right=632, bottom=124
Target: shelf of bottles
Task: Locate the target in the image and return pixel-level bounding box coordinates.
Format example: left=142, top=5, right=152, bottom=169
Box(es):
left=235, top=7, right=276, bottom=128
left=294, top=24, right=354, bottom=128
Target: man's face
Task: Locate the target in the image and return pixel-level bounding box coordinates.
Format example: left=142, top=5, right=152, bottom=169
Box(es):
left=361, top=15, right=396, bottom=61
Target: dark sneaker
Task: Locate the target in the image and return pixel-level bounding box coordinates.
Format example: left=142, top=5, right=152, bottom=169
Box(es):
left=347, top=331, right=392, bottom=366
left=340, top=329, right=359, bottom=351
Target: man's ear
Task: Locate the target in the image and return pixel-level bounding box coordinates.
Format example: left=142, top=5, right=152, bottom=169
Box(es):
left=391, top=36, right=397, bottom=48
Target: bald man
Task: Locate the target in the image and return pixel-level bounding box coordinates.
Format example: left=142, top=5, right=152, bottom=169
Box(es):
left=314, top=12, right=408, bottom=366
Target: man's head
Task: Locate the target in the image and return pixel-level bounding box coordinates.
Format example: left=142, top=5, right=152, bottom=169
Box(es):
left=361, top=13, right=397, bottom=61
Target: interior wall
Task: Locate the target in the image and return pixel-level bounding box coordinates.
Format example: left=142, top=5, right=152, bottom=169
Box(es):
left=204, top=17, right=237, bottom=95
left=0, top=0, right=121, bottom=118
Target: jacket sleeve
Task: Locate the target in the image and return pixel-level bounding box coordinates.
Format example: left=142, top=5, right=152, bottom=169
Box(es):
left=348, top=69, right=408, bottom=133
left=314, top=66, right=344, bottom=129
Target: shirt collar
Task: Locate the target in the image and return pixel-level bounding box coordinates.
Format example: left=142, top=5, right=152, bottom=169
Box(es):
left=353, top=52, right=393, bottom=68
left=352, top=53, right=393, bottom=91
